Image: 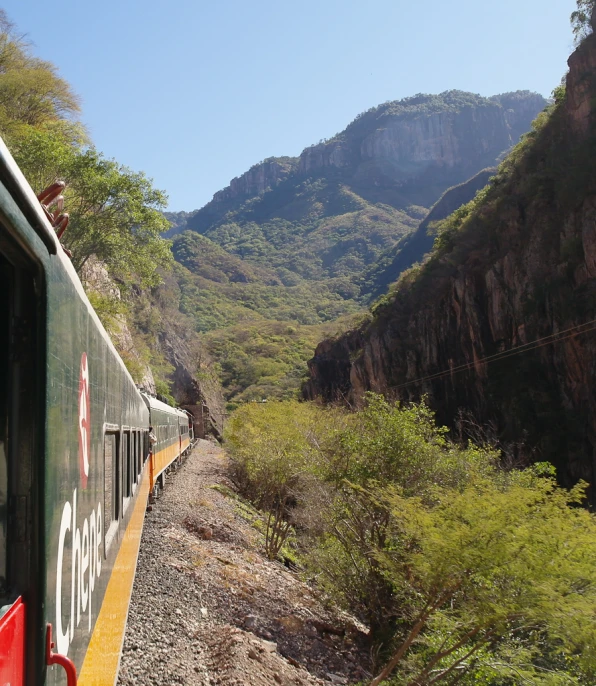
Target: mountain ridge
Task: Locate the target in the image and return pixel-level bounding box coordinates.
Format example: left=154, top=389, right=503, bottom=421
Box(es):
left=164, top=89, right=548, bottom=404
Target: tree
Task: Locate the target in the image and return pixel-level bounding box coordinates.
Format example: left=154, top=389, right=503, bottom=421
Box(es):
left=571, top=0, right=595, bottom=44
left=0, top=10, right=81, bottom=142
left=225, top=400, right=340, bottom=558
left=369, top=474, right=596, bottom=685
left=11, top=126, right=172, bottom=288
left=308, top=395, right=499, bottom=640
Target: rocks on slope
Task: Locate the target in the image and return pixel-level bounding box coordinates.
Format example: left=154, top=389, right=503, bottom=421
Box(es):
left=118, top=441, right=371, bottom=686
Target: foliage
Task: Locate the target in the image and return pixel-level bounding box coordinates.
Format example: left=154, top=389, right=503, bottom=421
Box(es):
left=571, top=0, right=595, bottom=44
left=226, top=396, right=596, bottom=685
left=203, top=315, right=363, bottom=403
left=11, top=127, right=172, bottom=287
left=0, top=11, right=173, bottom=292
left=193, top=197, right=419, bottom=286
left=306, top=395, right=500, bottom=639
left=371, top=475, right=596, bottom=685
left=172, top=227, right=368, bottom=402
left=0, top=10, right=81, bottom=143
left=226, top=401, right=338, bottom=558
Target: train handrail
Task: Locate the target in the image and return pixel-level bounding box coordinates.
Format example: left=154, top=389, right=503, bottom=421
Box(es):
left=46, top=623, right=77, bottom=686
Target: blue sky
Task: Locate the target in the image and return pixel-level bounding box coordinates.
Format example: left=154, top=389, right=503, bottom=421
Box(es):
left=5, top=0, right=578, bottom=210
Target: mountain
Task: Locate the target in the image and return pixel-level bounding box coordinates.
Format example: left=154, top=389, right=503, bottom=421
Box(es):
left=360, top=167, right=497, bottom=300
left=172, top=91, right=547, bottom=302
left=166, top=90, right=547, bottom=404
left=163, top=210, right=198, bottom=238
left=305, top=27, right=596, bottom=500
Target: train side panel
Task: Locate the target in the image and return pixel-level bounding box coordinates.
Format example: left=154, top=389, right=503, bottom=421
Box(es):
left=43, top=246, right=151, bottom=684
left=0, top=139, right=152, bottom=686
left=44, top=247, right=151, bottom=685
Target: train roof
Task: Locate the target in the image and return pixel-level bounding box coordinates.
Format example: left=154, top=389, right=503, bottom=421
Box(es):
left=140, top=392, right=187, bottom=419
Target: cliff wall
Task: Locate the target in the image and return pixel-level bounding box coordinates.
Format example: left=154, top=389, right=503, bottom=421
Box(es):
left=81, top=259, right=225, bottom=438
left=189, top=91, right=547, bottom=234
left=306, top=31, right=596, bottom=498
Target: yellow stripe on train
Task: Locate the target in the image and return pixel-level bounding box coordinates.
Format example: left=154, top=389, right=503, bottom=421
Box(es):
left=78, top=467, right=150, bottom=685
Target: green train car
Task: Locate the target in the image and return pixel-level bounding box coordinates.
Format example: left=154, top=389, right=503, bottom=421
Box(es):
left=0, top=138, right=192, bottom=685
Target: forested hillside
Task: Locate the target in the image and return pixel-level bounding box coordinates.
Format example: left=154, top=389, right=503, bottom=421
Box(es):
left=0, top=11, right=225, bottom=435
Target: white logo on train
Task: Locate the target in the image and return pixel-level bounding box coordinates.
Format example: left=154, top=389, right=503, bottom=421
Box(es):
left=56, top=352, right=103, bottom=656
left=78, top=352, right=90, bottom=488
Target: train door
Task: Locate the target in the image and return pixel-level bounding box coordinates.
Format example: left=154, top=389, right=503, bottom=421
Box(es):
left=0, top=232, right=43, bottom=686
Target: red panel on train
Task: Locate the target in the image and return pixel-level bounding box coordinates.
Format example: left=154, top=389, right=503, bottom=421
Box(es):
left=0, top=597, right=26, bottom=685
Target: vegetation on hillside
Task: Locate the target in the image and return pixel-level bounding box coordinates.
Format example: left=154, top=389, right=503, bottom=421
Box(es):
left=172, top=85, right=543, bottom=401
left=171, top=229, right=367, bottom=403
left=0, top=12, right=200, bottom=399
left=204, top=314, right=368, bottom=406
left=226, top=396, right=596, bottom=685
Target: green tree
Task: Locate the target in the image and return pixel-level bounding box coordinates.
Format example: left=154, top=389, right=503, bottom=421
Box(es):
left=571, top=0, right=595, bottom=44
left=226, top=400, right=338, bottom=558
left=12, top=127, right=172, bottom=287
left=0, top=10, right=81, bottom=142
left=369, top=475, right=596, bottom=685
left=308, top=395, right=498, bottom=639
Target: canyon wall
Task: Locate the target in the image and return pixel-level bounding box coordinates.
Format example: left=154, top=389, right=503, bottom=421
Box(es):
left=306, top=29, right=596, bottom=498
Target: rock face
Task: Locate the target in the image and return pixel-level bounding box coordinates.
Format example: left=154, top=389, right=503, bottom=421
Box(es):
left=81, top=258, right=225, bottom=438
left=306, top=35, right=596, bottom=500
left=189, top=91, right=547, bottom=234
left=81, top=258, right=157, bottom=392
left=212, top=157, right=298, bottom=204
left=159, top=326, right=226, bottom=440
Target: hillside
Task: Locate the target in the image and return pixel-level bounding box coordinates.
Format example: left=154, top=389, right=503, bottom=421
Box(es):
left=360, top=167, right=497, bottom=299
left=305, top=20, right=596, bottom=501
left=176, top=93, right=546, bottom=304
left=167, top=91, right=547, bottom=402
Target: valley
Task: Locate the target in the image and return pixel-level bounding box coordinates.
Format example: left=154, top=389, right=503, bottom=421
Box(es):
left=165, top=90, right=547, bottom=404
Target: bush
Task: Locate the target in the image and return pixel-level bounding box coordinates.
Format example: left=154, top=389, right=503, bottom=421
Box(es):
left=225, top=396, right=596, bottom=685
left=225, top=401, right=343, bottom=558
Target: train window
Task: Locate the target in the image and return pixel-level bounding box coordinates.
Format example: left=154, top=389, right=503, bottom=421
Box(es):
left=135, top=431, right=141, bottom=479
left=123, top=431, right=131, bottom=499
left=104, top=432, right=120, bottom=551
left=131, top=432, right=137, bottom=486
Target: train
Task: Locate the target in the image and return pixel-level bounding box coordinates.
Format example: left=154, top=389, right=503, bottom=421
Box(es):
left=0, top=137, right=194, bottom=685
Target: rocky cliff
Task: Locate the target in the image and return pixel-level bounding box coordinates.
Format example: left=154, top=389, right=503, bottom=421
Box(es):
left=305, top=31, right=596, bottom=499
left=81, top=259, right=225, bottom=438
left=188, top=91, right=547, bottom=236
